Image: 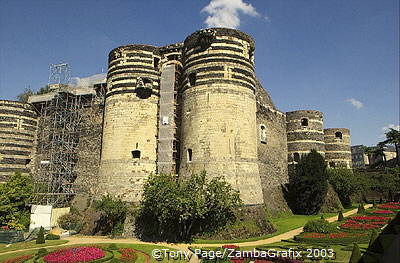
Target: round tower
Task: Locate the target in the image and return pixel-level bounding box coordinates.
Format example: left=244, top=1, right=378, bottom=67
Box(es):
left=0, top=100, right=37, bottom=182
left=99, top=45, right=161, bottom=202
left=286, top=110, right=325, bottom=163
left=324, top=128, right=352, bottom=168
left=179, top=28, right=263, bottom=205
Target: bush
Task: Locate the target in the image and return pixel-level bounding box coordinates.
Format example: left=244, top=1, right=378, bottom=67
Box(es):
left=58, top=213, right=82, bottom=231
left=294, top=231, right=369, bottom=245
left=136, top=171, right=242, bottom=241
left=327, top=168, right=358, bottom=208
left=36, top=248, right=48, bottom=257
left=289, top=150, right=328, bottom=215
left=338, top=210, right=344, bottom=221
left=108, top=243, right=118, bottom=251
left=357, top=204, right=366, bottom=214
left=93, top=195, right=127, bottom=236
left=303, top=219, right=337, bottom=234
left=45, top=233, right=60, bottom=240
left=36, top=226, right=45, bottom=244
left=349, top=243, right=362, bottom=263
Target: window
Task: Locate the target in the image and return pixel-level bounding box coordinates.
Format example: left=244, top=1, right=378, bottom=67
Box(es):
left=293, top=153, right=300, bottom=162
left=25, top=159, right=31, bottom=165
left=335, top=132, right=342, bottom=139
left=154, top=57, right=160, bottom=69
left=329, top=161, right=336, bottom=168
left=260, top=124, right=267, bottom=144
left=187, top=149, right=193, bottom=162
left=132, top=150, right=141, bottom=159
left=301, top=118, right=308, bottom=127
left=162, top=116, right=169, bottom=125
left=188, top=72, right=196, bottom=86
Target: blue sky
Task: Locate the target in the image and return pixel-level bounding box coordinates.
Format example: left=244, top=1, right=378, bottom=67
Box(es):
left=0, top=0, right=398, bottom=146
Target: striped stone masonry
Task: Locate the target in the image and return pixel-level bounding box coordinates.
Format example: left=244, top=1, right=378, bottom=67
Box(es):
left=324, top=128, right=352, bottom=168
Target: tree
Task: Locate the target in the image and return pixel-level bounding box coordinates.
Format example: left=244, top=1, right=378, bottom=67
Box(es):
left=381, top=128, right=400, bottom=165
left=349, top=243, right=361, bottom=263
left=289, top=150, right=328, bottom=215
left=93, top=195, right=127, bottom=236
left=36, top=226, right=45, bottom=244
left=328, top=169, right=358, bottom=208
left=0, top=172, right=33, bottom=230
left=136, top=171, right=241, bottom=241
left=338, top=210, right=344, bottom=221
left=16, top=85, right=51, bottom=103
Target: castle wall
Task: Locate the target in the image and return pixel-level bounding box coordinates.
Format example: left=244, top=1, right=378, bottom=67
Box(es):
left=98, top=45, right=161, bottom=202
left=178, top=28, right=263, bottom=205
left=286, top=110, right=325, bottom=164
left=324, top=128, right=352, bottom=168
left=255, top=82, right=290, bottom=212
left=0, top=100, right=37, bottom=182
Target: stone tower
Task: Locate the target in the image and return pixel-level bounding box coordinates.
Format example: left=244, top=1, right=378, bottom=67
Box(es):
left=178, top=28, right=264, bottom=205
left=324, top=128, right=352, bottom=168
left=0, top=100, right=37, bottom=182
left=286, top=110, right=325, bottom=164
left=98, top=45, right=161, bottom=202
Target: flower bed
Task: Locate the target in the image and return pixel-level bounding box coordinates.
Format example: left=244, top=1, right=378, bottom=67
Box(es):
left=119, top=248, right=138, bottom=263
left=3, top=255, right=33, bottom=263
left=340, top=221, right=384, bottom=230
left=43, top=247, right=105, bottom=263
left=378, top=203, right=400, bottom=210
left=294, top=231, right=369, bottom=244
left=349, top=216, right=391, bottom=222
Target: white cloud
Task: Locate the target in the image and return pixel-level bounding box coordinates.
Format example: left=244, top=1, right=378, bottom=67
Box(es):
left=71, top=73, right=106, bottom=88
left=345, top=98, right=363, bottom=109
left=201, top=0, right=260, bottom=29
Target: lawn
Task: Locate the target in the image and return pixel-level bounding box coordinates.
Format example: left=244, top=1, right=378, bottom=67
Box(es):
left=193, top=205, right=358, bottom=244
left=0, top=240, right=68, bottom=253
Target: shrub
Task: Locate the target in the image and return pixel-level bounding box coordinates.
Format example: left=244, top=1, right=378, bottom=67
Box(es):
left=93, top=195, right=127, bottom=236
left=108, top=243, right=118, bottom=251
left=58, top=213, right=82, bottom=231
left=36, top=248, right=48, bottom=258
left=136, top=171, right=241, bottom=241
left=338, top=210, right=344, bottom=221
left=289, top=150, right=328, bottom=214
left=349, top=243, right=361, bottom=263
left=357, top=204, right=365, bottom=214
left=45, top=234, right=60, bottom=240
left=303, top=219, right=337, bottom=234
left=36, top=226, right=45, bottom=244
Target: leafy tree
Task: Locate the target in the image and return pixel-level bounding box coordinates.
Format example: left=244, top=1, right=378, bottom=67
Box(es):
left=36, top=226, right=45, bottom=244
left=136, top=171, right=241, bottom=241
left=380, top=128, right=400, bottom=165
left=0, top=172, right=33, bottom=230
left=16, top=85, right=51, bottom=102
left=289, top=150, right=328, bottom=215
left=328, top=169, right=358, bottom=208
left=16, top=88, right=34, bottom=103
left=93, top=195, right=127, bottom=236
left=349, top=243, right=361, bottom=263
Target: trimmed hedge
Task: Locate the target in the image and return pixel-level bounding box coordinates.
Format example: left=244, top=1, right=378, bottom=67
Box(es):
left=303, top=219, right=337, bottom=234
left=45, top=234, right=60, bottom=240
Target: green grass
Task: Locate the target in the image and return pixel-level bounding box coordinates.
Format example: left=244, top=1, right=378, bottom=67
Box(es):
left=0, top=240, right=68, bottom=253
left=0, top=243, right=189, bottom=263
left=193, top=205, right=358, bottom=244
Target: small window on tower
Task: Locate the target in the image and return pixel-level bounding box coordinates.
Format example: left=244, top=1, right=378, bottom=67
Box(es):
left=188, top=72, right=196, bottom=86
left=132, top=150, right=141, bottom=159
left=260, top=124, right=267, bottom=144
left=187, top=149, right=193, bottom=162
left=335, top=132, right=343, bottom=139
left=294, top=152, right=300, bottom=162
left=154, top=57, right=160, bottom=69
left=301, top=118, right=308, bottom=127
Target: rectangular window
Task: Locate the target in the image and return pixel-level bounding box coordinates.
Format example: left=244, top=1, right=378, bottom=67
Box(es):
left=187, top=149, right=192, bottom=162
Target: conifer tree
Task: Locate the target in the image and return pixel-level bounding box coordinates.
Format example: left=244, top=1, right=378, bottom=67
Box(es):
left=349, top=243, right=361, bottom=263
left=36, top=226, right=45, bottom=244
left=338, top=210, right=344, bottom=221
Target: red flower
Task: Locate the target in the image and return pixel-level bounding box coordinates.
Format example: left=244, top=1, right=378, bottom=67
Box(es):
left=222, top=245, right=239, bottom=249
left=373, top=210, right=394, bottom=214
left=43, top=247, right=105, bottom=263
left=1, top=225, right=10, bottom=231
left=119, top=248, right=138, bottom=263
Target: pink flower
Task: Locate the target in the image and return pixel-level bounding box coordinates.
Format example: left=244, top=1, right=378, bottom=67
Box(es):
left=43, top=247, right=105, bottom=263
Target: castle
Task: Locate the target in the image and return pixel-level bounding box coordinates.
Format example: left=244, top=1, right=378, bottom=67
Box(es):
left=0, top=28, right=352, bottom=211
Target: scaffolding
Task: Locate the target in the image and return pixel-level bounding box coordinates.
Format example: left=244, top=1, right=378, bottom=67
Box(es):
left=31, top=87, right=102, bottom=207
left=157, top=64, right=180, bottom=174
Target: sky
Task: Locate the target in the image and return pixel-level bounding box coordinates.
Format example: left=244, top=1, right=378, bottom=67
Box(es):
left=0, top=0, right=398, bottom=146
